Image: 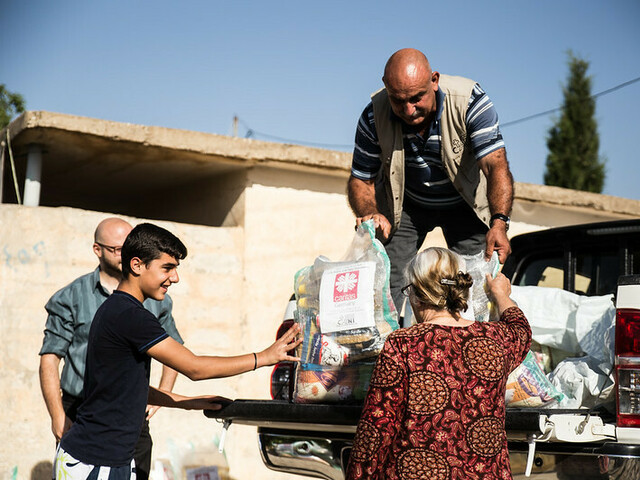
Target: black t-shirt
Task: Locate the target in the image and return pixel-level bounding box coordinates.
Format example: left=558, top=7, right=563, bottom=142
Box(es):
left=61, top=290, right=169, bottom=466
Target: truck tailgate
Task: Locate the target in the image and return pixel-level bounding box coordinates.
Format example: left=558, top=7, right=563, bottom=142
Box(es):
left=203, top=400, right=612, bottom=434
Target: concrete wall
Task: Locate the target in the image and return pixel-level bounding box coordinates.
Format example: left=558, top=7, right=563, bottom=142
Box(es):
left=0, top=168, right=360, bottom=480
left=3, top=184, right=640, bottom=479
left=0, top=205, right=254, bottom=479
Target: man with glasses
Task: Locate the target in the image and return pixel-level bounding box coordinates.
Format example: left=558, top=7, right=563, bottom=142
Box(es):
left=38, top=217, right=183, bottom=480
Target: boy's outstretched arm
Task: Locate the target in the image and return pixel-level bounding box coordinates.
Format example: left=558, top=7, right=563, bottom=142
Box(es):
left=148, top=386, right=230, bottom=410
left=146, top=323, right=301, bottom=381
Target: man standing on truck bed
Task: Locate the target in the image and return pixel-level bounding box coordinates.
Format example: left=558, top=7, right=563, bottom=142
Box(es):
left=348, top=48, right=514, bottom=308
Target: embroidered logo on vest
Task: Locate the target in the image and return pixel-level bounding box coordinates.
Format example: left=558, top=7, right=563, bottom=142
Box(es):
left=452, top=138, right=463, bottom=154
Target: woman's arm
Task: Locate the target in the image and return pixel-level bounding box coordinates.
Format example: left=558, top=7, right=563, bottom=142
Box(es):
left=486, top=273, right=532, bottom=368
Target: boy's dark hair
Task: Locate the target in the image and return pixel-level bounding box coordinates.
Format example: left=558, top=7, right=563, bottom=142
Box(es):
left=121, top=223, right=187, bottom=278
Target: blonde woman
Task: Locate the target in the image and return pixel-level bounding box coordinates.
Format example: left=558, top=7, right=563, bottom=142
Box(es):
left=347, top=247, right=531, bottom=480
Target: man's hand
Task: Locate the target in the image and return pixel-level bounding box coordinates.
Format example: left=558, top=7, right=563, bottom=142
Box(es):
left=485, top=223, right=511, bottom=263
left=347, top=176, right=393, bottom=239
left=51, top=412, right=73, bottom=442
left=356, top=213, right=392, bottom=240
left=145, top=405, right=161, bottom=420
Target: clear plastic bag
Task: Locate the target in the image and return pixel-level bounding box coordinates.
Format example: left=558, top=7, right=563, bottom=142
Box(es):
left=460, top=250, right=500, bottom=322
left=292, top=220, right=399, bottom=403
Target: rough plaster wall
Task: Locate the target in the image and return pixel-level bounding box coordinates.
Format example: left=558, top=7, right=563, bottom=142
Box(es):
left=231, top=169, right=355, bottom=480
left=0, top=181, right=619, bottom=480
left=0, top=205, right=258, bottom=480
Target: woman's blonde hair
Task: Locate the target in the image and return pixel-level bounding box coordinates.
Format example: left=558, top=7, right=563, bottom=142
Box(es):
left=404, top=247, right=473, bottom=313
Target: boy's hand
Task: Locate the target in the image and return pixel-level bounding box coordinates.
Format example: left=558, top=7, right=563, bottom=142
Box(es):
left=183, top=395, right=233, bottom=411
left=258, top=323, right=302, bottom=367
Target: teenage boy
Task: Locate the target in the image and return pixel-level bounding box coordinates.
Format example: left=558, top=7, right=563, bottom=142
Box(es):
left=40, top=217, right=183, bottom=480
left=54, top=223, right=301, bottom=480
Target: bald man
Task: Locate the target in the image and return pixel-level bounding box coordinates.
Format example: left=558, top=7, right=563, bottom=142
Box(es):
left=39, top=218, right=183, bottom=480
left=348, top=48, right=514, bottom=310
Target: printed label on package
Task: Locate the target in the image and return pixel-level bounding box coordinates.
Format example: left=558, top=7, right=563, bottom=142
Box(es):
left=319, top=261, right=375, bottom=333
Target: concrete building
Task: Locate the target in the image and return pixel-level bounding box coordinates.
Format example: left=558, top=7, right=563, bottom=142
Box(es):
left=2, top=111, right=639, bottom=479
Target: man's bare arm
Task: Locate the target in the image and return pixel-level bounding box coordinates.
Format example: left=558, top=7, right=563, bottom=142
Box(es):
left=347, top=176, right=392, bottom=239
left=146, top=364, right=179, bottom=420
left=39, top=353, right=72, bottom=441
left=158, top=364, right=179, bottom=391
left=348, top=176, right=378, bottom=217
left=478, top=147, right=514, bottom=262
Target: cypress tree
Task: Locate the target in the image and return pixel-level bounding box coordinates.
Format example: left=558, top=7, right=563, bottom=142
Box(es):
left=544, top=52, right=606, bottom=193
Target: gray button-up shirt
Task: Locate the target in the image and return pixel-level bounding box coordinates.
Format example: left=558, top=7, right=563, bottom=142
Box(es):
left=39, top=267, right=183, bottom=397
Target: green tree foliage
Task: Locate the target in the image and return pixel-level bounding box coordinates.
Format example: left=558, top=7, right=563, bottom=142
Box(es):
left=544, top=53, right=606, bottom=193
left=0, top=84, right=26, bottom=129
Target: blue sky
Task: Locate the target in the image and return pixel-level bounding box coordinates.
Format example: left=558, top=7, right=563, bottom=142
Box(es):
left=2, top=0, right=639, bottom=199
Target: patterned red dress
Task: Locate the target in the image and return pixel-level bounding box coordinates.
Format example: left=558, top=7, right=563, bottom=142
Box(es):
left=346, top=307, right=531, bottom=480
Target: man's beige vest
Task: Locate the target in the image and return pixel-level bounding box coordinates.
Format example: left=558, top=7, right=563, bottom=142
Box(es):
left=371, top=74, right=491, bottom=234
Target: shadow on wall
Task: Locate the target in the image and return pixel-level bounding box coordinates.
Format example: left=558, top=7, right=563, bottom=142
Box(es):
left=31, top=461, right=53, bottom=480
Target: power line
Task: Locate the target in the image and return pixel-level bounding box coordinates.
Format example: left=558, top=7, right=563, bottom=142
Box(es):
left=235, top=117, right=353, bottom=149
left=235, top=75, right=640, bottom=146
left=501, top=75, right=640, bottom=128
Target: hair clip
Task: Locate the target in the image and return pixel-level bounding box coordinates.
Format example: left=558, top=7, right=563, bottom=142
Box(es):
left=440, top=278, right=456, bottom=286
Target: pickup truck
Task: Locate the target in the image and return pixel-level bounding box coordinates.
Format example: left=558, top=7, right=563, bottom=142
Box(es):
left=206, top=218, right=640, bottom=479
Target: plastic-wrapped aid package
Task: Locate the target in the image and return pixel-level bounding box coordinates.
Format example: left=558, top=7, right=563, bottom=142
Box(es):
left=292, top=220, right=399, bottom=403
left=460, top=250, right=501, bottom=322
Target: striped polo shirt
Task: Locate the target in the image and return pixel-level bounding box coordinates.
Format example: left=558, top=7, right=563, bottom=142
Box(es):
left=351, top=83, right=505, bottom=208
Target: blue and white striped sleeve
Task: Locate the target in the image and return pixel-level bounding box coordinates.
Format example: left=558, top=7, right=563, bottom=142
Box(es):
left=351, top=103, right=382, bottom=180
left=466, top=84, right=505, bottom=160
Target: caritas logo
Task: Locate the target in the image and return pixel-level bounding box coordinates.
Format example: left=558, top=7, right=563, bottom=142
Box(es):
left=333, top=270, right=359, bottom=302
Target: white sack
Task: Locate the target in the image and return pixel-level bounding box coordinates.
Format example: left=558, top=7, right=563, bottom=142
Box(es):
left=549, top=356, right=615, bottom=409
left=510, top=286, right=616, bottom=410
left=510, top=286, right=613, bottom=355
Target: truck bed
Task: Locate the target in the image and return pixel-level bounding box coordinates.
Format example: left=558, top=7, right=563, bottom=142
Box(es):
left=204, top=399, right=614, bottom=434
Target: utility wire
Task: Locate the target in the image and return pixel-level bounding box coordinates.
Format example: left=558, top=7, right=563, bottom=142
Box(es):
left=235, top=117, right=353, bottom=149
left=501, top=75, right=640, bottom=127
left=236, top=75, right=640, bottom=146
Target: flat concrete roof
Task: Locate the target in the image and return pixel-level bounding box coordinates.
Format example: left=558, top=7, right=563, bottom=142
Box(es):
left=3, top=110, right=350, bottom=174
left=3, top=111, right=640, bottom=219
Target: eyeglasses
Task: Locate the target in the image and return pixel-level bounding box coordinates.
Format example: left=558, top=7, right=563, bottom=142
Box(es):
left=401, top=284, right=412, bottom=297
left=96, top=242, right=123, bottom=255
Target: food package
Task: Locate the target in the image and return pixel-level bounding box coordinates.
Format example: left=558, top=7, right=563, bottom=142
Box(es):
left=292, top=220, right=399, bottom=403
left=506, top=351, right=565, bottom=407
left=294, top=363, right=376, bottom=403
left=460, top=250, right=500, bottom=322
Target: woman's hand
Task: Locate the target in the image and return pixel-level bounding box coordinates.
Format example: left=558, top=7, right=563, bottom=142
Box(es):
left=485, top=273, right=517, bottom=315
left=257, top=323, right=302, bottom=368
